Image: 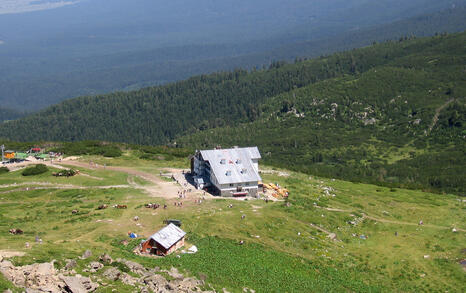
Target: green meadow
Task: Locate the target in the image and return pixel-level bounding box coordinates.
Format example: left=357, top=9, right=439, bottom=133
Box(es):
left=0, top=154, right=464, bottom=292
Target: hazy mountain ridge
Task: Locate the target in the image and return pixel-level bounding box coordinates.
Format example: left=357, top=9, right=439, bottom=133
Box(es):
left=1, top=0, right=465, bottom=110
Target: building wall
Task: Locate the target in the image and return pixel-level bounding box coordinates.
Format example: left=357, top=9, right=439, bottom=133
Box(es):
left=166, top=237, right=185, bottom=255
left=219, top=185, right=258, bottom=197
left=252, top=159, right=259, bottom=173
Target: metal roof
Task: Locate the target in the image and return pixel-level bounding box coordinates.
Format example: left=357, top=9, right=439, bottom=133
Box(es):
left=199, top=147, right=262, bottom=185
left=149, top=223, right=186, bottom=250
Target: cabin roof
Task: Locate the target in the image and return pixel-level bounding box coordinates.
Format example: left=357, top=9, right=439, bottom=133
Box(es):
left=199, top=147, right=261, bottom=185
left=149, top=223, right=186, bottom=250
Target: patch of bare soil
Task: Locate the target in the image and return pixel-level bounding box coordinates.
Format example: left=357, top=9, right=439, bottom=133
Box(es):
left=0, top=250, right=25, bottom=261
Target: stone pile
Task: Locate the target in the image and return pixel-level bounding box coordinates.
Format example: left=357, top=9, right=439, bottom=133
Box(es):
left=0, top=252, right=216, bottom=293
left=0, top=259, right=98, bottom=292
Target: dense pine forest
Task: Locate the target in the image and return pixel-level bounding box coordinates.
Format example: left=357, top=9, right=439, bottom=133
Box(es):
left=0, top=32, right=465, bottom=195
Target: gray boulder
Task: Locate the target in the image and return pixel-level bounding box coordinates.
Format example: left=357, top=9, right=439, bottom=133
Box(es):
left=81, top=250, right=92, bottom=260
left=103, top=267, right=121, bottom=281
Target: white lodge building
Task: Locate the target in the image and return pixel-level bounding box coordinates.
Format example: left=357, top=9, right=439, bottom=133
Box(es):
left=191, top=147, right=262, bottom=197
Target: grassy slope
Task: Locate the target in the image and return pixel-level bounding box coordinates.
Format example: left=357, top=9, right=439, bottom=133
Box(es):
left=0, top=154, right=464, bottom=292
left=177, top=33, right=466, bottom=195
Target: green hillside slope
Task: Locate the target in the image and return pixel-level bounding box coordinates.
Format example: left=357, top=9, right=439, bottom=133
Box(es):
left=1, top=33, right=463, bottom=144
left=1, top=33, right=464, bottom=194
left=0, top=152, right=464, bottom=292
left=178, top=33, right=466, bottom=195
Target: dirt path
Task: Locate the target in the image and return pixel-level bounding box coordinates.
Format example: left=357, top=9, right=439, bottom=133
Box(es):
left=0, top=183, right=132, bottom=196
left=57, top=161, right=194, bottom=199
left=428, top=98, right=455, bottom=134
left=0, top=250, right=25, bottom=261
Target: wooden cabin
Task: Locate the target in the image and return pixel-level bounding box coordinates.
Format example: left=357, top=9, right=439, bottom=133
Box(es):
left=141, top=224, right=186, bottom=256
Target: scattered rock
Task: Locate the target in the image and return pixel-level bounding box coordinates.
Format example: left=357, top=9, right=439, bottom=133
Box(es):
left=117, top=259, right=146, bottom=275
left=119, top=272, right=139, bottom=286
left=99, top=253, right=113, bottom=264
left=327, top=233, right=337, bottom=241
left=64, top=259, right=77, bottom=270
left=60, top=275, right=99, bottom=293
left=103, top=267, right=121, bottom=281
left=166, top=267, right=184, bottom=280
left=81, top=250, right=92, bottom=259
left=424, top=255, right=430, bottom=259
left=88, top=262, right=103, bottom=272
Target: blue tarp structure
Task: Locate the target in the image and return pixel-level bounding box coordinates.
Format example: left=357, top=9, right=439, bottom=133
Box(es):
left=129, top=233, right=137, bottom=238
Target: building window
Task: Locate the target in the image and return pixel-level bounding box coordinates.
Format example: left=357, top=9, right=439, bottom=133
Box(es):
left=220, top=159, right=226, bottom=164
left=241, top=168, right=247, bottom=174
left=246, top=182, right=250, bottom=186
left=236, top=159, right=241, bottom=164
left=230, top=184, right=234, bottom=187
left=225, top=170, right=232, bottom=176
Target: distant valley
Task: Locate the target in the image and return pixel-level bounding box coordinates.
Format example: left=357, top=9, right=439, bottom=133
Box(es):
left=0, top=0, right=465, bottom=111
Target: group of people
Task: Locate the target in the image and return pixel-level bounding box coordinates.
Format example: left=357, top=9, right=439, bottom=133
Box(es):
left=178, top=190, right=187, bottom=199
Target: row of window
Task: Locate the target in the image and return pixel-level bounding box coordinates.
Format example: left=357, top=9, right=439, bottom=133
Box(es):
left=229, top=182, right=251, bottom=187
left=220, top=159, right=242, bottom=165
left=225, top=168, right=248, bottom=176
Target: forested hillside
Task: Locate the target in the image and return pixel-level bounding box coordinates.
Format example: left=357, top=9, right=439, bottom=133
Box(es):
left=1, top=33, right=464, bottom=194
left=177, top=34, right=466, bottom=195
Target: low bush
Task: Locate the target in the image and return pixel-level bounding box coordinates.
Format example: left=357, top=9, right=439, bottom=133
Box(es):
left=0, top=167, right=9, bottom=174
left=22, top=164, right=48, bottom=176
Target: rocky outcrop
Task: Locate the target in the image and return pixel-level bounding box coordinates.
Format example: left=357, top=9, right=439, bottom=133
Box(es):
left=98, top=253, right=113, bottom=264
left=87, top=262, right=103, bottom=273
left=80, top=250, right=92, bottom=260
left=0, top=259, right=98, bottom=293
left=1, top=255, right=216, bottom=293
left=102, top=267, right=120, bottom=281
left=103, top=260, right=213, bottom=293
left=61, top=275, right=98, bottom=293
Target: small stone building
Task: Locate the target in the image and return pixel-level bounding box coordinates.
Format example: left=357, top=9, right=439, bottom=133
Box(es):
left=141, top=224, right=186, bottom=256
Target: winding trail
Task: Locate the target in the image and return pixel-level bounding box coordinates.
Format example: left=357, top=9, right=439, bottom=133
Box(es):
left=56, top=160, right=189, bottom=199
left=427, top=98, right=455, bottom=134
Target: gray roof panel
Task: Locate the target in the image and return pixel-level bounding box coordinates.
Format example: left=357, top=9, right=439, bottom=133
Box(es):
left=200, top=147, right=262, bottom=185
left=150, top=223, right=186, bottom=249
